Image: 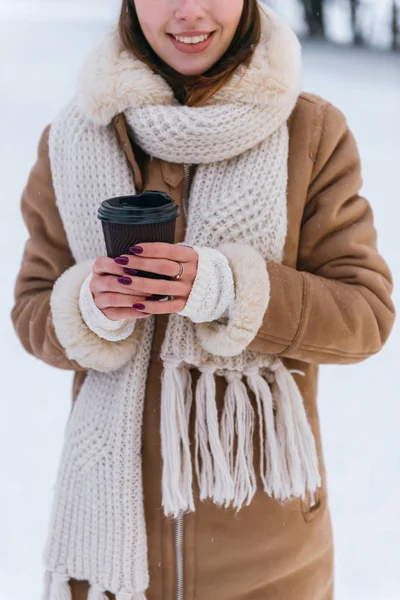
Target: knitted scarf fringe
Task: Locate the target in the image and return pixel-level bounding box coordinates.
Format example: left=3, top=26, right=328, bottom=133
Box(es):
left=43, top=569, right=147, bottom=600
left=160, top=357, right=194, bottom=516
left=195, top=366, right=235, bottom=505
left=161, top=359, right=321, bottom=517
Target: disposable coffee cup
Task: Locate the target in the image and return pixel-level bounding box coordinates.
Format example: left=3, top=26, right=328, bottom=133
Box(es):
left=98, top=191, right=180, bottom=300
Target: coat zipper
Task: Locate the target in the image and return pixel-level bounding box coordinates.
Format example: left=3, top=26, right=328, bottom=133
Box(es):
left=174, top=163, right=191, bottom=600
left=182, top=164, right=192, bottom=220
left=175, top=510, right=184, bottom=600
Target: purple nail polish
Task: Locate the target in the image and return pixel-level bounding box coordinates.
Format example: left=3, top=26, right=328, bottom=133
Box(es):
left=117, top=276, right=132, bottom=286
left=123, top=267, right=138, bottom=276
left=132, top=303, right=145, bottom=310
left=129, top=245, right=144, bottom=254
left=114, top=257, right=129, bottom=265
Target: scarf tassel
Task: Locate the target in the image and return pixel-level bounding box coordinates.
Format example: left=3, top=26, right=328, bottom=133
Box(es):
left=245, top=368, right=283, bottom=498
left=195, top=366, right=234, bottom=505
left=272, top=363, right=321, bottom=499
left=43, top=568, right=71, bottom=600
left=161, top=358, right=194, bottom=517
left=221, top=371, right=257, bottom=509
left=42, top=570, right=52, bottom=600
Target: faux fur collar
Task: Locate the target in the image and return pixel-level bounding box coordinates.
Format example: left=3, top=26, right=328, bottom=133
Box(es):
left=76, top=3, right=302, bottom=126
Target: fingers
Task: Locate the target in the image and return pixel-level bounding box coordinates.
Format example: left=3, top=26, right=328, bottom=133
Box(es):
left=132, top=298, right=187, bottom=315
left=90, top=243, right=198, bottom=319
left=122, top=256, right=191, bottom=279
left=94, top=292, right=148, bottom=310
left=93, top=256, right=122, bottom=276
left=91, top=273, right=188, bottom=298
left=92, top=289, right=152, bottom=320
left=127, top=242, right=196, bottom=263
left=93, top=251, right=197, bottom=281
left=101, top=307, right=152, bottom=321
left=92, top=289, right=187, bottom=319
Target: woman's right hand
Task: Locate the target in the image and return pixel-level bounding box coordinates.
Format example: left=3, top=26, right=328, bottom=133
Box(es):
left=90, top=256, right=152, bottom=321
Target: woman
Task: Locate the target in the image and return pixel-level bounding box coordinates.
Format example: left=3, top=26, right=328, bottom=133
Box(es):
left=11, top=1, right=395, bottom=599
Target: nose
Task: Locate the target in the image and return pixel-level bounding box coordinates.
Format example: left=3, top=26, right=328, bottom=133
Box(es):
left=174, top=0, right=206, bottom=21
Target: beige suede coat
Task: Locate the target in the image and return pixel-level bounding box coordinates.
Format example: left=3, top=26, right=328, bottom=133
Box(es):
left=12, top=92, right=395, bottom=600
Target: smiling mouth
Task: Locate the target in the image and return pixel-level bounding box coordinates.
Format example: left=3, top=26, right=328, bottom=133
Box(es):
left=168, top=32, right=215, bottom=45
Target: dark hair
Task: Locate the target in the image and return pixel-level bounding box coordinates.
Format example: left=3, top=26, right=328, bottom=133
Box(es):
left=118, top=0, right=261, bottom=106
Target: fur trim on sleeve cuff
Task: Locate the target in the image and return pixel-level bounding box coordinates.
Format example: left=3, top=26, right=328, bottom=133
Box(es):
left=50, top=261, right=140, bottom=372
left=79, top=272, right=136, bottom=341
left=195, top=243, right=270, bottom=358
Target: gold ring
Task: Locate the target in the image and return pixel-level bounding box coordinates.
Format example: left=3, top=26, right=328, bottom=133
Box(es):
left=173, top=261, right=184, bottom=280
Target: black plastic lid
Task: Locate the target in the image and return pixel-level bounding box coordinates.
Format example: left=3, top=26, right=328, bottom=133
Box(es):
left=97, top=191, right=180, bottom=225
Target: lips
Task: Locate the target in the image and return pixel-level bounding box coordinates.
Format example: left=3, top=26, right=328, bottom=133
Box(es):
left=168, top=31, right=215, bottom=55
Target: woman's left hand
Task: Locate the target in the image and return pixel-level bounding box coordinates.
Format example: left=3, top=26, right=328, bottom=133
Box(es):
left=112, top=242, right=198, bottom=314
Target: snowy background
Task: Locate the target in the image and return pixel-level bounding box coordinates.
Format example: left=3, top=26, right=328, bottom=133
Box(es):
left=271, top=0, right=400, bottom=48
left=1, top=1, right=399, bottom=599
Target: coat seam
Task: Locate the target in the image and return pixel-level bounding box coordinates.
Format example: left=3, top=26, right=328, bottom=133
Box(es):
left=278, top=270, right=308, bottom=356
left=256, top=332, right=380, bottom=361
left=255, top=331, right=380, bottom=359
left=309, top=101, right=330, bottom=163
left=294, top=343, right=380, bottom=359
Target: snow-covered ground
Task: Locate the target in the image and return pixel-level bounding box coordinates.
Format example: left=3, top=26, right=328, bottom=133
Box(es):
left=1, top=3, right=399, bottom=600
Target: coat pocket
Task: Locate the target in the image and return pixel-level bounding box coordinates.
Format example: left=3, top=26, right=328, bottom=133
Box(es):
left=300, top=487, right=326, bottom=523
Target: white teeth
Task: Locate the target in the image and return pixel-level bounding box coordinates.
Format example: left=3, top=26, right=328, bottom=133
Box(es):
left=173, top=34, right=210, bottom=44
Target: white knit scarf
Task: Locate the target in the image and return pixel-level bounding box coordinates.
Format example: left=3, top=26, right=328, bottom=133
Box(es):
left=43, top=5, right=320, bottom=599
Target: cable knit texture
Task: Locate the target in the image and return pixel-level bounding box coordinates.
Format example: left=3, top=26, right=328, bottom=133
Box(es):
left=178, top=246, right=235, bottom=323
left=79, top=272, right=136, bottom=341
left=43, top=5, right=321, bottom=599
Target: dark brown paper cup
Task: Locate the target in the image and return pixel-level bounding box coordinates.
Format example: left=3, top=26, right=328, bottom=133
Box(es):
left=100, top=219, right=177, bottom=258
left=98, top=191, right=180, bottom=300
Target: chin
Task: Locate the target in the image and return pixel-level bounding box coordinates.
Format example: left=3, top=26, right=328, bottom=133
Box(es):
left=171, top=60, right=215, bottom=77
left=176, top=66, right=210, bottom=76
